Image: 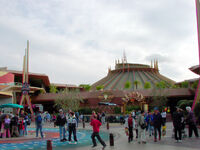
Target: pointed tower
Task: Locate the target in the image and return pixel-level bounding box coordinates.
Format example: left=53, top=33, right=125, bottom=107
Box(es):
left=18, top=40, right=34, bottom=117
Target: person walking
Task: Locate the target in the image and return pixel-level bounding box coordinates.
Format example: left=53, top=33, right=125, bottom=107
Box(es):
left=161, top=110, right=167, bottom=126
left=101, top=111, right=106, bottom=125
left=153, top=108, right=162, bottom=142
left=56, top=109, right=67, bottom=142
left=137, top=110, right=146, bottom=144
left=2, top=114, right=11, bottom=138
left=146, top=112, right=154, bottom=137
left=90, top=115, right=106, bottom=149
left=67, top=112, right=77, bottom=142
left=11, top=113, right=19, bottom=137
left=128, top=113, right=135, bottom=142
left=173, top=107, right=184, bottom=142
left=186, top=106, right=199, bottom=138
left=35, top=111, right=44, bottom=138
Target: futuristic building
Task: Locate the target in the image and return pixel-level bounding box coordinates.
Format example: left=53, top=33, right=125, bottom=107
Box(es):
left=92, top=59, right=175, bottom=91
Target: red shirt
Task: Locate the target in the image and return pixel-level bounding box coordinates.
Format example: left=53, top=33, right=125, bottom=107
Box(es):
left=128, top=117, right=133, bottom=127
left=90, top=119, right=102, bottom=133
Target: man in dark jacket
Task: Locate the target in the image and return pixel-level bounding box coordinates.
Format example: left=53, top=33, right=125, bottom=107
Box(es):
left=153, top=108, right=162, bottom=142
left=173, top=107, right=184, bottom=142
left=11, top=113, right=19, bottom=137
left=56, top=109, right=67, bottom=142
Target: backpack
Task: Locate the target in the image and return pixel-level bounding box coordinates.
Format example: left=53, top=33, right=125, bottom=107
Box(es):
left=26, top=118, right=31, bottom=125
left=37, top=115, right=42, bottom=124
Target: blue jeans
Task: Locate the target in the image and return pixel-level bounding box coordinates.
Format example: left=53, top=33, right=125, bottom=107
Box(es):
left=36, top=124, right=43, bottom=138
left=24, top=123, right=28, bottom=135
left=59, top=126, right=66, bottom=140
left=147, top=123, right=154, bottom=136
left=19, top=129, right=25, bottom=137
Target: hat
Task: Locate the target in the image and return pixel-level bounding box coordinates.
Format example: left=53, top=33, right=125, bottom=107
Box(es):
left=59, top=109, right=63, bottom=112
left=186, top=106, right=191, bottom=112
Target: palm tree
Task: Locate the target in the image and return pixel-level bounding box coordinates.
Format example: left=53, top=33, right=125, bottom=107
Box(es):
left=124, top=81, right=131, bottom=90
left=134, top=80, right=140, bottom=90
left=144, top=81, right=151, bottom=89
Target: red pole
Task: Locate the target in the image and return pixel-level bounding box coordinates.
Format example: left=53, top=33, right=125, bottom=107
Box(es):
left=47, top=140, right=52, bottom=150
left=192, top=0, right=200, bottom=111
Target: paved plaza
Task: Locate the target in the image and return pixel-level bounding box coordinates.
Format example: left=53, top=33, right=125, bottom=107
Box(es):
left=0, top=122, right=199, bottom=150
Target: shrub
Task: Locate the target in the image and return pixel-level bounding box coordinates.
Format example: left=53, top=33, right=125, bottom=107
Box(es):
left=114, top=107, right=121, bottom=114
left=177, top=100, right=193, bottom=110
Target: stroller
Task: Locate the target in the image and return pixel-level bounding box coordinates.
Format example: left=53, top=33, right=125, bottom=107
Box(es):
left=172, top=119, right=187, bottom=138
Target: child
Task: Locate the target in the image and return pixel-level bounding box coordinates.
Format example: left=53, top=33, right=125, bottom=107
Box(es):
left=19, top=117, right=25, bottom=136
left=67, top=112, right=77, bottom=143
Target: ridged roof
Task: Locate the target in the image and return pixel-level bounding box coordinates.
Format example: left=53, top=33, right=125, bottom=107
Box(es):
left=91, top=63, right=175, bottom=90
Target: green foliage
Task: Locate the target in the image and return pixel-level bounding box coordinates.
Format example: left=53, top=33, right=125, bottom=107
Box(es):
left=126, top=105, right=140, bottom=111
left=78, top=107, right=92, bottom=114
left=133, top=80, right=140, bottom=89
left=96, top=85, right=104, bottom=91
left=155, top=81, right=167, bottom=89
left=124, top=81, right=131, bottom=89
left=79, top=84, right=91, bottom=91
left=144, top=81, right=151, bottom=89
left=171, top=84, right=180, bottom=88
left=40, top=89, right=46, bottom=94
left=54, top=89, right=83, bottom=112
left=50, top=85, right=58, bottom=93
left=177, top=100, right=193, bottom=110
left=192, top=81, right=198, bottom=89
left=114, top=107, right=121, bottom=114
left=181, top=81, right=189, bottom=88
left=194, top=102, right=200, bottom=118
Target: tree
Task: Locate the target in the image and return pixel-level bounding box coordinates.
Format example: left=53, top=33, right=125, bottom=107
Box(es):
left=54, top=89, right=83, bottom=112
left=124, top=81, right=131, bottom=89
left=156, top=81, right=167, bottom=89
left=134, top=80, right=140, bottom=90
left=151, top=81, right=168, bottom=110
left=144, top=81, right=151, bottom=89
left=181, top=81, right=189, bottom=88
left=96, top=85, right=104, bottom=91
left=177, top=99, right=193, bottom=111
left=192, top=81, right=198, bottom=89
left=79, top=84, right=91, bottom=91
left=49, top=85, right=58, bottom=93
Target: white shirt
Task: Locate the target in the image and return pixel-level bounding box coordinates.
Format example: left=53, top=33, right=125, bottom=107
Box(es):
left=161, top=112, right=166, bottom=118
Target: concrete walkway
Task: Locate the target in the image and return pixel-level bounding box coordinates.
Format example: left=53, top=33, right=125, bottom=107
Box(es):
left=0, top=122, right=199, bottom=150
left=66, top=122, right=200, bottom=150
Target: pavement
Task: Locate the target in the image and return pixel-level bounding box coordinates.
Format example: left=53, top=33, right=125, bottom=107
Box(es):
left=0, top=122, right=199, bottom=150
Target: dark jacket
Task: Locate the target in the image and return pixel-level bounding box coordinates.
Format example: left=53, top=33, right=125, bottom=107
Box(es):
left=11, top=116, right=19, bottom=126
left=153, top=113, right=162, bottom=128
left=56, top=114, right=66, bottom=126
left=186, top=111, right=196, bottom=125
left=173, top=111, right=183, bottom=128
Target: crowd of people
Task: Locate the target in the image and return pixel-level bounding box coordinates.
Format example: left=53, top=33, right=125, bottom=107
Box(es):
left=0, top=106, right=199, bottom=149
left=124, top=106, right=199, bottom=144
left=0, top=110, right=31, bottom=138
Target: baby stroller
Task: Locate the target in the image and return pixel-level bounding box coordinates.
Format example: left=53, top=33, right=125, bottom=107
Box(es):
left=181, top=120, right=187, bottom=138
left=172, top=119, right=187, bottom=139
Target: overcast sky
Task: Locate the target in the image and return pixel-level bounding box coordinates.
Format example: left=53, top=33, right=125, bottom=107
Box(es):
left=0, top=0, right=199, bottom=85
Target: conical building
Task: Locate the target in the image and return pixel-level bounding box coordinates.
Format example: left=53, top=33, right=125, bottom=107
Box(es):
left=91, top=61, right=175, bottom=90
